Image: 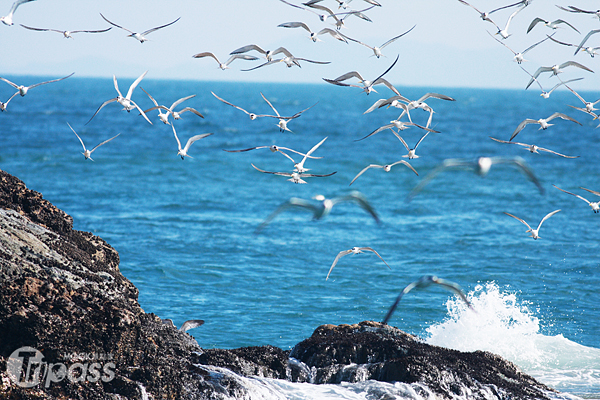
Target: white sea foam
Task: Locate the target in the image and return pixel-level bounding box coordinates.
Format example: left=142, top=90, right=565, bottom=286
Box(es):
left=201, top=356, right=560, bottom=400
left=198, top=364, right=436, bottom=400
left=424, top=282, right=600, bottom=398
left=244, top=377, right=437, bottom=400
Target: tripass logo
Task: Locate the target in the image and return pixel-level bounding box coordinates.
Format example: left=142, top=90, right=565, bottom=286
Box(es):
left=6, top=346, right=116, bottom=388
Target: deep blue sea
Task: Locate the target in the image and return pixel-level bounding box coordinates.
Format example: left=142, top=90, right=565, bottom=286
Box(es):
left=1, top=76, right=599, bottom=399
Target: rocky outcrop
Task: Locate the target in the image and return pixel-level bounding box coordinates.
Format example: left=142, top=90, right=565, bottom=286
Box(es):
left=0, top=169, right=558, bottom=399
left=288, top=321, right=555, bottom=399
left=0, top=170, right=252, bottom=399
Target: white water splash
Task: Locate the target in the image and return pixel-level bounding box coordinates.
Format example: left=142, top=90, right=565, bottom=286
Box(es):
left=245, top=378, right=439, bottom=400
left=198, top=364, right=436, bottom=400
left=424, top=282, right=600, bottom=397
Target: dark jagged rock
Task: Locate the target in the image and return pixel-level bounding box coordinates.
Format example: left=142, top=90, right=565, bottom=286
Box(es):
left=289, top=321, right=556, bottom=399
left=0, top=169, right=560, bottom=399
left=0, top=171, right=73, bottom=236
left=197, top=346, right=290, bottom=380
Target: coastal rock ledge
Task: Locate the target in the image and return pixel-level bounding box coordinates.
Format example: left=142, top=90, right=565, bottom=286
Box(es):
left=0, top=169, right=557, bottom=400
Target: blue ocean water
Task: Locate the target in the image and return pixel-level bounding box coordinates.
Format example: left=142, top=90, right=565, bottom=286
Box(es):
left=1, top=76, right=599, bottom=399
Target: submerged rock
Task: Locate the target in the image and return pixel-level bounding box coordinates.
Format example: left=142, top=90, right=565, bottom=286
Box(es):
left=0, top=169, right=557, bottom=399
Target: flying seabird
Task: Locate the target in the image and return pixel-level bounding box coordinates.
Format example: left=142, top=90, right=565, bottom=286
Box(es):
left=504, top=209, right=561, bottom=240
left=178, top=320, right=205, bottom=333
left=211, top=91, right=279, bottom=120
left=0, top=92, right=18, bottom=111
left=288, top=0, right=374, bottom=29
left=229, top=44, right=275, bottom=61
left=333, top=5, right=376, bottom=28
left=457, top=0, right=530, bottom=23
left=171, top=124, right=213, bottom=160
left=363, top=95, right=410, bottom=114
left=526, top=17, right=579, bottom=34
left=326, top=247, right=390, bottom=280
left=141, top=88, right=172, bottom=124
left=457, top=0, right=498, bottom=24
left=162, top=319, right=205, bottom=333
left=363, top=92, right=454, bottom=128
left=323, top=54, right=400, bottom=95
left=223, top=144, right=322, bottom=164
left=1, top=0, right=35, bottom=26
left=192, top=52, right=259, bottom=70
left=345, top=25, right=415, bottom=58
left=0, top=73, right=74, bottom=97
left=392, top=92, right=456, bottom=127
left=242, top=47, right=330, bottom=70
left=406, top=156, right=544, bottom=202
left=574, top=29, right=600, bottom=56
left=251, top=164, right=336, bottom=184
left=293, top=137, right=328, bottom=173
left=487, top=31, right=553, bottom=64
left=141, top=88, right=203, bottom=125
left=525, top=61, right=593, bottom=90
left=563, top=83, right=600, bottom=115
left=556, top=5, right=600, bottom=20
left=68, top=122, right=120, bottom=161
left=510, top=112, right=581, bottom=141
left=546, top=34, right=600, bottom=57
left=519, top=66, right=582, bottom=99
left=260, top=92, right=317, bottom=132
left=493, top=5, right=525, bottom=39
left=20, top=24, right=111, bottom=38
left=277, top=21, right=348, bottom=42
left=349, top=160, right=418, bottom=186
left=490, top=137, right=579, bottom=158
left=100, top=13, right=180, bottom=43
left=382, top=275, right=474, bottom=325
left=355, top=120, right=438, bottom=142
left=86, top=71, right=152, bottom=125
left=553, top=185, right=600, bottom=213
left=255, top=191, right=379, bottom=233
left=394, top=131, right=429, bottom=159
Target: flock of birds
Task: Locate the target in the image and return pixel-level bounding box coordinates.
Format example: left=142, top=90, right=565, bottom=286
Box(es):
left=1, top=0, right=600, bottom=327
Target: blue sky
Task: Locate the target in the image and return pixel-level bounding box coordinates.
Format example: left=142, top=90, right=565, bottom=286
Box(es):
left=1, top=0, right=600, bottom=90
